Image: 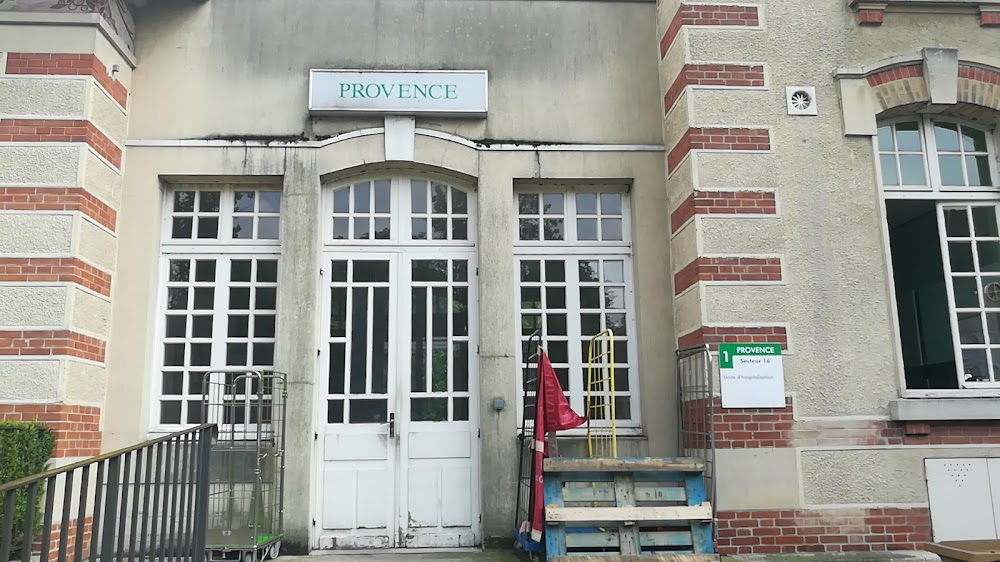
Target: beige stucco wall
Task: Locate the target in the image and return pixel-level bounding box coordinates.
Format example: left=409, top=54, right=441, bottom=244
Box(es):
left=0, top=213, right=74, bottom=254
left=0, top=77, right=87, bottom=118
left=0, top=146, right=81, bottom=185
left=0, top=286, right=67, bottom=327
left=0, top=360, right=60, bottom=402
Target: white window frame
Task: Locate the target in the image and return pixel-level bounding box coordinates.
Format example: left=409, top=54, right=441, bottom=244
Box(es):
left=512, top=186, right=642, bottom=434
left=150, top=186, right=282, bottom=433
left=876, top=116, right=1000, bottom=397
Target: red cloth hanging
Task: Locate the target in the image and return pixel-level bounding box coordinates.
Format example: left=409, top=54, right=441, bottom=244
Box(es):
left=530, top=349, right=586, bottom=542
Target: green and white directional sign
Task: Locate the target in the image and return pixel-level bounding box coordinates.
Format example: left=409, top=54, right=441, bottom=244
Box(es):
left=719, top=343, right=785, bottom=408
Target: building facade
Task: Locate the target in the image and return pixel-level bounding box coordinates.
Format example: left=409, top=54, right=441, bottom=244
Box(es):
left=2, top=0, right=1000, bottom=555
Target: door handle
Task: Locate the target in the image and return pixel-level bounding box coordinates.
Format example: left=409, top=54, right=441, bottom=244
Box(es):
left=389, top=412, right=395, bottom=439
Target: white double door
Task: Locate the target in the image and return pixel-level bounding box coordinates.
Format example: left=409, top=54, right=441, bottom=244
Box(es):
left=316, top=251, right=480, bottom=549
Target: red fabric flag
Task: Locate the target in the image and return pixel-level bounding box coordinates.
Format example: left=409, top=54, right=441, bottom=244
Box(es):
left=530, top=349, right=586, bottom=542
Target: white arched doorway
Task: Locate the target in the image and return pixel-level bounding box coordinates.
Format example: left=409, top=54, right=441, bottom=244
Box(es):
left=314, top=174, right=480, bottom=549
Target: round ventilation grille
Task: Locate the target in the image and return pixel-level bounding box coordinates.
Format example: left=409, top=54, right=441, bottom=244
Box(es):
left=790, top=90, right=812, bottom=111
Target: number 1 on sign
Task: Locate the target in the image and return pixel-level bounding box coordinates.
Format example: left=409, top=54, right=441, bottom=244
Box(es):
left=722, top=350, right=729, bottom=363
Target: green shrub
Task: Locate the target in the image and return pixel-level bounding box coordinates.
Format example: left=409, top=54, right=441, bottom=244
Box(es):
left=0, top=421, right=55, bottom=559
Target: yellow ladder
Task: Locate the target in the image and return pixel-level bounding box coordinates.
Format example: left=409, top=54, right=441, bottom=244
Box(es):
left=586, top=329, right=618, bottom=459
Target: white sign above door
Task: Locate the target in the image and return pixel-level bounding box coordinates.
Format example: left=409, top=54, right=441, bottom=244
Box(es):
left=309, top=70, right=488, bottom=117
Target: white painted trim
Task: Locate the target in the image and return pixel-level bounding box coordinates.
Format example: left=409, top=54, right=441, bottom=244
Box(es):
left=0, top=281, right=111, bottom=304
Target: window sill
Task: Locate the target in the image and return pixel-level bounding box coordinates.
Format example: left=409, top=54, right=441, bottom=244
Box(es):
left=889, top=398, right=1000, bottom=421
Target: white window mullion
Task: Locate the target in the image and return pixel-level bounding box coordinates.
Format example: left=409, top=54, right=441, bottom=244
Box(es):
left=564, top=256, right=584, bottom=415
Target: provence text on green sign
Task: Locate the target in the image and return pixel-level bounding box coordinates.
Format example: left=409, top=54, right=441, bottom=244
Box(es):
left=718, top=343, right=781, bottom=369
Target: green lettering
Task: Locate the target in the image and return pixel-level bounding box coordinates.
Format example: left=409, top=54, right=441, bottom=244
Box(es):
left=339, top=83, right=351, bottom=98
left=364, top=84, right=381, bottom=98
left=445, top=84, right=457, bottom=99
left=414, top=84, right=427, bottom=98
left=428, top=84, right=444, bottom=99
left=352, top=84, right=365, bottom=98
left=378, top=83, right=393, bottom=98
left=399, top=84, right=412, bottom=98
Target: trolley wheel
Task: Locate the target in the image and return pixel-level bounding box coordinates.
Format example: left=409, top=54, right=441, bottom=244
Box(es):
left=242, top=550, right=257, bottom=562
left=266, top=541, right=281, bottom=560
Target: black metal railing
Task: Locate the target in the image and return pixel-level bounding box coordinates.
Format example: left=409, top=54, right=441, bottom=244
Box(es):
left=0, top=424, right=216, bottom=562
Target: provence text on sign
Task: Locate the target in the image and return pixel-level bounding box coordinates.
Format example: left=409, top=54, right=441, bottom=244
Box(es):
left=718, top=343, right=785, bottom=408
left=309, top=70, right=488, bottom=117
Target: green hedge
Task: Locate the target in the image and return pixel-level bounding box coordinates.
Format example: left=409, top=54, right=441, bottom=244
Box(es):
left=0, top=421, right=55, bottom=559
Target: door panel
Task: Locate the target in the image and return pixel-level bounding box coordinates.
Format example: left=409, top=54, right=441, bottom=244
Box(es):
left=320, top=255, right=397, bottom=548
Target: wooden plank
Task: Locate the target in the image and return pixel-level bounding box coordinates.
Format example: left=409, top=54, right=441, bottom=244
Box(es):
left=683, top=473, right=713, bottom=554
left=614, top=475, right=640, bottom=555
left=548, top=552, right=719, bottom=562
left=545, top=457, right=705, bottom=473
left=544, top=473, right=567, bottom=556
left=555, top=471, right=693, bottom=484
left=639, top=531, right=694, bottom=547
left=635, top=486, right=686, bottom=502
left=546, top=505, right=713, bottom=523
left=566, top=531, right=619, bottom=548
left=563, top=485, right=616, bottom=503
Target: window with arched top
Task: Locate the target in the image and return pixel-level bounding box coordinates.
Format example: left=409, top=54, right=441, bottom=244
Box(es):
left=877, top=117, right=1000, bottom=394
left=326, top=176, right=476, bottom=245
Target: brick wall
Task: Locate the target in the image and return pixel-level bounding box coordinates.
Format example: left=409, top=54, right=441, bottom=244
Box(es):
left=678, top=326, right=787, bottom=349
left=671, top=190, right=777, bottom=233
left=856, top=9, right=885, bottom=26
left=959, top=64, right=1000, bottom=85
left=0, top=188, right=117, bottom=231
left=668, top=128, right=771, bottom=173
left=0, top=258, right=112, bottom=296
left=5, top=53, right=128, bottom=109
left=0, top=404, right=102, bottom=457
left=982, top=11, right=1000, bottom=26
left=34, top=516, right=93, bottom=562
left=0, top=120, right=122, bottom=168
left=0, top=331, right=106, bottom=363
left=664, top=64, right=765, bottom=114
left=661, top=4, right=760, bottom=57
left=866, top=65, right=923, bottom=87
left=675, top=257, right=781, bottom=295
left=716, top=508, right=932, bottom=554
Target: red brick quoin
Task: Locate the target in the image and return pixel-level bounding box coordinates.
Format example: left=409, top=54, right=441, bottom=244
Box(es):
left=6, top=53, right=129, bottom=109
left=0, top=404, right=102, bottom=457
left=661, top=4, right=760, bottom=58
left=857, top=9, right=885, bottom=26
left=983, top=11, right=1000, bottom=26
left=34, top=517, right=93, bottom=561
left=0, top=187, right=117, bottom=232
left=716, top=508, right=931, bottom=555
left=664, top=64, right=765, bottom=114
left=0, top=330, right=106, bottom=363
left=0, top=258, right=112, bottom=297
left=678, top=326, right=787, bottom=350
left=0, top=119, right=122, bottom=168
left=674, top=257, right=781, bottom=295
left=668, top=128, right=770, bottom=173
left=671, top=190, right=776, bottom=234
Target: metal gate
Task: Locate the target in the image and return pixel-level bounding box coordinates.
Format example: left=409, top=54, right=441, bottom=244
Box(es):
left=676, top=344, right=715, bottom=510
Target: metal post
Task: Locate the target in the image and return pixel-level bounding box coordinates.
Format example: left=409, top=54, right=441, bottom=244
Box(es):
left=192, top=426, right=214, bottom=562
left=100, top=457, right=122, bottom=562
left=21, top=483, right=38, bottom=562
left=0, top=490, right=16, bottom=562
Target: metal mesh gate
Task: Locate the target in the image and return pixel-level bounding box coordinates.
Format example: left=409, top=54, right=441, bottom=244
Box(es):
left=676, top=344, right=715, bottom=510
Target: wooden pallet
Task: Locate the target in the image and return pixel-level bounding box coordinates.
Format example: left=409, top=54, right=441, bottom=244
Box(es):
left=543, top=457, right=716, bottom=561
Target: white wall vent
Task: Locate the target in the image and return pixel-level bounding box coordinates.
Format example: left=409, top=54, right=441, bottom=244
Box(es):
left=785, top=86, right=818, bottom=116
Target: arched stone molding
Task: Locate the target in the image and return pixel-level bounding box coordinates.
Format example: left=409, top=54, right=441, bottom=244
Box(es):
left=834, top=48, right=1000, bottom=136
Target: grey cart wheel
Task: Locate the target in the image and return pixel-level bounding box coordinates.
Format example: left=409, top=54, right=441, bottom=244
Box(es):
left=266, top=541, right=281, bottom=560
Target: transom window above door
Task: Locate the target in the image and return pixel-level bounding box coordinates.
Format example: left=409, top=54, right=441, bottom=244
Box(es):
left=327, top=177, right=476, bottom=245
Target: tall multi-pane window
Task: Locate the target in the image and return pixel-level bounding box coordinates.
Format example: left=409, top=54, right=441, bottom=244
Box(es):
left=877, top=117, right=1000, bottom=393
left=155, top=187, right=281, bottom=428
left=513, top=188, right=640, bottom=430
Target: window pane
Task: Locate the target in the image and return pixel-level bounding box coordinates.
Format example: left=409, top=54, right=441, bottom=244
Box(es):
left=169, top=260, right=191, bottom=282
left=453, top=218, right=468, bottom=240
left=332, top=218, right=349, bottom=240
left=546, top=287, right=566, bottom=309
left=895, top=121, right=921, bottom=151
left=412, top=398, right=448, bottom=422
left=349, top=399, right=387, bottom=424
left=232, top=217, right=253, bottom=239
left=963, top=348, right=989, bottom=382
left=350, top=288, right=369, bottom=394
left=192, top=316, right=212, bottom=337
left=973, top=207, right=999, bottom=237
left=374, top=217, right=391, bottom=240
left=879, top=155, right=899, bottom=186
left=229, top=288, right=250, bottom=309
left=432, top=183, right=448, bottom=213
left=576, top=193, right=598, bottom=214
left=600, top=194, right=622, bottom=215
left=958, top=312, right=985, bottom=344
left=519, top=218, right=540, bottom=240
left=453, top=261, right=468, bottom=282
left=453, top=397, right=469, bottom=421
left=167, top=288, right=188, bottom=310
left=580, top=287, right=601, bottom=309
left=256, top=287, right=277, bottom=310
left=174, top=191, right=195, bottom=213
left=581, top=313, right=601, bottom=336
left=452, top=189, right=468, bottom=214
left=412, top=287, right=427, bottom=393
left=411, top=181, right=428, bottom=213
left=255, top=315, right=276, bottom=337
left=877, top=126, right=895, bottom=151
left=432, top=218, right=448, bottom=240
left=258, top=217, right=280, bottom=240
left=601, top=218, right=623, bottom=241
left=543, top=219, right=564, bottom=241
left=453, top=288, right=469, bottom=336
left=193, top=287, right=214, bottom=309
left=453, top=343, right=469, bottom=392
left=354, top=217, right=370, bottom=240
left=257, top=260, right=278, bottom=282
left=172, top=217, right=193, bottom=239
left=166, top=316, right=186, bottom=338
left=234, top=191, right=255, bottom=212
left=578, top=218, right=598, bottom=240
left=519, top=194, right=539, bottom=214
left=330, top=260, right=347, bottom=282
left=413, top=260, right=448, bottom=282
left=988, top=312, right=1000, bottom=342
left=371, top=287, right=389, bottom=394
left=522, top=314, right=540, bottom=336
left=547, top=313, right=567, bottom=336
left=579, top=261, right=599, bottom=282
left=950, top=242, right=975, bottom=272
left=545, top=260, right=565, bottom=282
left=979, top=242, right=1000, bottom=272
left=953, top=277, right=979, bottom=308
left=963, top=126, right=989, bottom=152
left=934, top=122, right=961, bottom=152
left=946, top=208, right=971, bottom=237
left=604, top=261, right=625, bottom=283
left=412, top=218, right=428, bottom=240
left=198, top=217, right=219, bottom=239
left=939, top=155, right=965, bottom=186
left=542, top=193, right=563, bottom=215
left=374, top=180, right=390, bottom=213
left=521, top=261, right=541, bottom=282
left=899, top=155, right=926, bottom=185
left=333, top=187, right=350, bottom=213
left=606, top=313, right=627, bottom=335
left=521, top=287, right=541, bottom=309
left=259, top=191, right=281, bottom=213
left=328, top=400, right=344, bottom=423
left=160, top=402, right=182, bottom=424
left=985, top=279, right=1000, bottom=309
left=354, top=182, right=371, bottom=213
left=354, top=261, right=390, bottom=282
left=968, top=156, right=992, bottom=186
left=605, top=287, right=625, bottom=309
